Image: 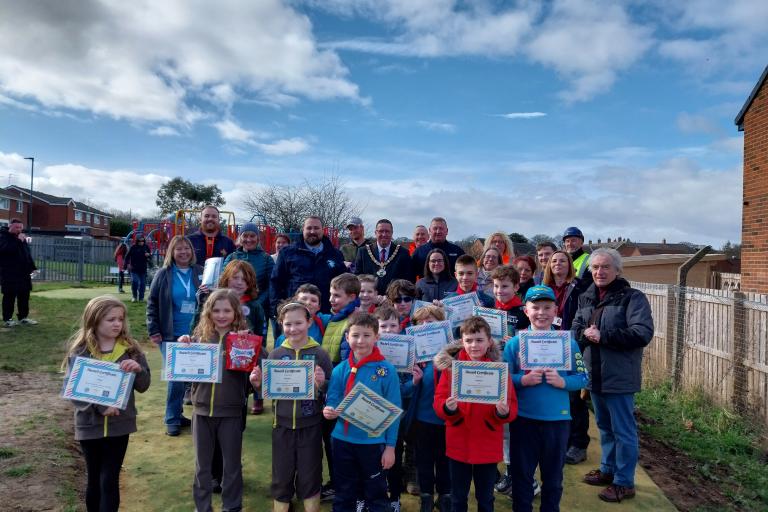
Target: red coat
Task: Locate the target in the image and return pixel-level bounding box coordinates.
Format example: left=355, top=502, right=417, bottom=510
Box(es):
left=433, top=348, right=517, bottom=464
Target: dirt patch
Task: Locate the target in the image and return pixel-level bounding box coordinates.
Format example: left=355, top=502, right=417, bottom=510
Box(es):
left=637, top=412, right=732, bottom=512
left=0, top=371, right=83, bottom=511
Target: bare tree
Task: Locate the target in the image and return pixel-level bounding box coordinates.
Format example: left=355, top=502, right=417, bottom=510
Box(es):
left=242, top=173, right=364, bottom=233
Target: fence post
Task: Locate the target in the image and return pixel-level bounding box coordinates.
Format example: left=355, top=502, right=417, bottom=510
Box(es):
left=665, top=284, right=676, bottom=378
left=732, top=291, right=748, bottom=413
left=672, top=245, right=712, bottom=391
left=78, top=238, right=85, bottom=282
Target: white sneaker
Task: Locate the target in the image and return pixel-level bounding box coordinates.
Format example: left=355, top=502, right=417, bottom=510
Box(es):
left=390, top=500, right=401, bottom=512
left=19, top=318, right=38, bottom=325
left=3, top=320, right=18, bottom=327
left=533, top=479, right=541, bottom=496
left=356, top=500, right=366, bottom=512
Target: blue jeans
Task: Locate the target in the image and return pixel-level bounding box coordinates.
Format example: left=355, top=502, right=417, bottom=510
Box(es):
left=591, top=391, right=638, bottom=487
left=159, top=342, right=186, bottom=427
left=130, top=272, right=146, bottom=300
left=448, top=459, right=497, bottom=512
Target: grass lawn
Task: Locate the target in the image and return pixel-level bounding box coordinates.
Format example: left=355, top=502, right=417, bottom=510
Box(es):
left=1, top=286, right=676, bottom=511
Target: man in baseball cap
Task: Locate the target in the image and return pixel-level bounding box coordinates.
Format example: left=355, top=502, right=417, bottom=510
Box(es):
left=340, top=216, right=371, bottom=269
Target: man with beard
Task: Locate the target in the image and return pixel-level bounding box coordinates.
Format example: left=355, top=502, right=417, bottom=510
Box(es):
left=411, top=217, right=465, bottom=279
left=340, top=217, right=372, bottom=271
left=270, top=216, right=345, bottom=314
left=353, top=219, right=413, bottom=294
left=188, top=205, right=236, bottom=264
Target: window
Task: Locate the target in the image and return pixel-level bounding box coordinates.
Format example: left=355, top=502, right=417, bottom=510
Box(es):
left=16, top=201, right=23, bottom=213
left=74, top=210, right=82, bottom=221
left=0, top=198, right=9, bottom=210
left=95, top=215, right=101, bottom=225
left=88, top=213, right=93, bottom=223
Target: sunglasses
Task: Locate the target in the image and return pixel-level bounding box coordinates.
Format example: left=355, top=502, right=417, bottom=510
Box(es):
left=393, top=296, right=414, bottom=304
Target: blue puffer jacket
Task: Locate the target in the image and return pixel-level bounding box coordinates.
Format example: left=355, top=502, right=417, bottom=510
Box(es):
left=572, top=278, right=654, bottom=394
left=269, top=236, right=345, bottom=314
left=223, top=246, right=274, bottom=316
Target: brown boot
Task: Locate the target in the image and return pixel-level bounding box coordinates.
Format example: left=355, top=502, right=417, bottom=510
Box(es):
left=599, top=485, right=636, bottom=503
left=583, top=469, right=614, bottom=486
left=303, top=494, right=321, bottom=512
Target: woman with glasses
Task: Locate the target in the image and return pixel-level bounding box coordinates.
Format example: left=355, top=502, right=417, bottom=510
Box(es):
left=416, top=248, right=458, bottom=303
left=477, top=247, right=503, bottom=295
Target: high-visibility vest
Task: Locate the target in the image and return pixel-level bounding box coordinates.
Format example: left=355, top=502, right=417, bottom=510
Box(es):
left=573, top=252, right=589, bottom=278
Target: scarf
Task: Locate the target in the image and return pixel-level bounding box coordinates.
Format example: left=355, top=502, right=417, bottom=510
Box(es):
left=456, top=283, right=477, bottom=295
left=399, top=315, right=411, bottom=333
left=367, top=304, right=377, bottom=314
left=344, top=346, right=386, bottom=433
left=240, top=294, right=251, bottom=304
left=495, top=296, right=522, bottom=311
left=551, top=281, right=569, bottom=317
left=312, top=314, right=326, bottom=336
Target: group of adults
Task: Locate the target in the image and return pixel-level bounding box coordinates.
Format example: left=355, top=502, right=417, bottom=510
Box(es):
left=118, top=206, right=653, bottom=501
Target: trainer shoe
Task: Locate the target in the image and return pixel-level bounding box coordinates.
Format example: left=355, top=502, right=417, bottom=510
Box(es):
left=19, top=318, right=38, bottom=325
left=320, top=482, right=335, bottom=502
left=355, top=500, right=365, bottom=512
left=390, top=499, right=401, bottom=511
left=494, top=474, right=513, bottom=495
left=565, top=446, right=587, bottom=465
left=3, top=320, right=18, bottom=327
left=533, top=479, right=541, bottom=497
left=584, top=469, right=614, bottom=486
left=599, top=485, right=636, bottom=503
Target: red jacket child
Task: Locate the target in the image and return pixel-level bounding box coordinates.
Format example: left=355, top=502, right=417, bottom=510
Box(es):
left=433, top=342, right=518, bottom=464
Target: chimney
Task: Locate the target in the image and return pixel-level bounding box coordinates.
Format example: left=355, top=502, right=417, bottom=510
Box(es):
left=607, top=237, right=611, bottom=243
left=662, top=238, right=666, bottom=244
left=597, top=238, right=601, bottom=244
left=588, top=240, right=592, bottom=245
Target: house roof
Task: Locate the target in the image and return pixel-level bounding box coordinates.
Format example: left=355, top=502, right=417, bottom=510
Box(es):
left=735, top=65, right=768, bottom=131
left=4, top=186, right=110, bottom=217
left=622, top=253, right=727, bottom=268
left=0, top=189, right=30, bottom=202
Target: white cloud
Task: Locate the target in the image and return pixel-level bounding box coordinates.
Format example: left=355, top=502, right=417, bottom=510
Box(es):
left=212, top=118, right=309, bottom=155
left=418, top=121, right=456, bottom=133
left=676, top=112, right=720, bottom=134
left=213, top=119, right=261, bottom=144
left=255, top=138, right=310, bottom=156
left=0, top=0, right=361, bottom=126
left=497, top=112, right=546, bottom=119
left=149, top=126, right=181, bottom=137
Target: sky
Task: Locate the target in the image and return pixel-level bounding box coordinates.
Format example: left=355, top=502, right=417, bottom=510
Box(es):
left=1, top=0, right=766, bottom=247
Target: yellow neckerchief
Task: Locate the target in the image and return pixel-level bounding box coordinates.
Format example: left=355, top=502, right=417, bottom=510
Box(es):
left=279, top=337, right=321, bottom=351
left=95, top=341, right=128, bottom=363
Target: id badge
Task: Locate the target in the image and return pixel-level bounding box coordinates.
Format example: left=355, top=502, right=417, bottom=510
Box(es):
left=180, top=301, right=196, bottom=314
left=553, top=316, right=563, bottom=327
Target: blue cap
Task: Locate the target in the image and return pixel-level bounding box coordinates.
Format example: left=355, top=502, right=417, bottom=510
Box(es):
left=562, top=226, right=584, bottom=241
left=240, top=223, right=259, bottom=234
left=524, top=285, right=556, bottom=303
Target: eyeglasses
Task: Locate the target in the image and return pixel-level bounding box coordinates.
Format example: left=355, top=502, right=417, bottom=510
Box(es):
left=429, top=259, right=445, bottom=264
left=393, top=296, right=414, bottom=304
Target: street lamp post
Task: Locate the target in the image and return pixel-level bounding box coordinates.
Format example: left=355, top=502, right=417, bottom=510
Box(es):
left=23, top=157, right=34, bottom=231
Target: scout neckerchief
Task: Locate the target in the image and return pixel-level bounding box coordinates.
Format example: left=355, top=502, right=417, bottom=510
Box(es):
left=312, top=315, right=326, bottom=336
left=365, top=244, right=400, bottom=278
left=95, top=341, right=128, bottom=363
left=343, top=346, right=386, bottom=433
left=456, top=283, right=477, bottom=295
left=495, top=295, right=522, bottom=311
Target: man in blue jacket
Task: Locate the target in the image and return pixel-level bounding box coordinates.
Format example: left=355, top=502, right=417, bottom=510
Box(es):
left=411, top=217, right=465, bottom=279
left=270, top=216, right=345, bottom=314
left=188, top=205, right=236, bottom=264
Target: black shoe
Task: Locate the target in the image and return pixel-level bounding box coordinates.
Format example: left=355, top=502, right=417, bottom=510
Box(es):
left=212, top=479, right=222, bottom=494
left=180, top=416, right=192, bottom=428
left=565, top=446, right=587, bottom=465
left=165, top=427, right=180, bottom=437
left=495, top=474, right=513, bottom=495
left=320, top=482, right=335, bottom=501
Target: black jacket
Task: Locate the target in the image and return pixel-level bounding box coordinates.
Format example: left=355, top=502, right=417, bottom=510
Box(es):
left=411, top=240, right=465, bottom=279
left=0, top=230, right=36, bottom=285
left=270, top=236, right=345, bottom=314
left=572, top=278, right=654, bottom=394
left=125, top=243, right=151, bottom=274
left=416, top=275, right=458, bottom=303
left=354, top=243, right=414, bottom=294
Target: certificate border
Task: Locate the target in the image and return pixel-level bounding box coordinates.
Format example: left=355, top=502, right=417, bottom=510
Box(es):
left=62, top=357, right=135, bottom=410
left=519, top=331, right=572, bottom=370
left=261, top=359, right=315, bottom=400
left=377, top=334, right=416, bottom=373
left=336, top=382, right=403, bottom=437
left=443, top=293, right=480, bottom=329
left=451, top=360, right=508, bottom=404
left=406, top=320, right=452, bottom=363
left=472, top=306, right=508, bottom=338
left=162, top=342, right=222, bottom=383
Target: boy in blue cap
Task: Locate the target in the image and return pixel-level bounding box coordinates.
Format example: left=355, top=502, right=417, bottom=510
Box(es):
left=503, top=285, right=588, bottom=512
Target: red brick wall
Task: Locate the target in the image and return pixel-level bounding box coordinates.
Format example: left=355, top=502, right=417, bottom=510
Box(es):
left=742, top=78, right=768, bottom=293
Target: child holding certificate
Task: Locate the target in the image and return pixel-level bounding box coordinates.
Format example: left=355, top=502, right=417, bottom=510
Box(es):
left=323, top=312, right=402, bottom=512
left=325, top=273, right=361, bottom=364
left=491, top=265, right=530, bottom=342
left=181, top=289, right=250, bottom=512
left=433, top=316, right=517, bottom=512
left=385, top=278, right=417, bottom=333
left=502, top=285, right=587, bottom=512
left=63, top=296, right=151, bottom=512
left=358, top=274, right=380, bottom=313
left=442, top=254, right=495, bottom=306
left=274, top=284, right=330, bottom=347
left=250, top=302, right=333, bottom=512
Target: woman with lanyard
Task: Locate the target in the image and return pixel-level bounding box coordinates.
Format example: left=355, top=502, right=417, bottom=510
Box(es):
left=147, top=235, right=202, bottom=436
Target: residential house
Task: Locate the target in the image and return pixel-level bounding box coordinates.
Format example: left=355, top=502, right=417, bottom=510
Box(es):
left=0, top=188, right=31, bottom=226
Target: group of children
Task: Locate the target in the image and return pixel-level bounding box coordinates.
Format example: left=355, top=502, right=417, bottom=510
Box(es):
left=63, top=252, right=589, bottom=512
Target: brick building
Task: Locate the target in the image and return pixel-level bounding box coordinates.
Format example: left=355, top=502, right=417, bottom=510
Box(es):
left=735, top=65, right=768, bottom=294
left=3, top=186, right=111, bottom=238
left=0, top=188, right=31, bottom=226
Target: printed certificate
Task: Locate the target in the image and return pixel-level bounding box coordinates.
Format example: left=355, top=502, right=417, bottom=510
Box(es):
left=519, top=331, right=572, bottom=370
left=472, top=306, right=507, bottom=339
left=414, top=300, right=433, bottom=313
left=377, top=334, right=416, bottom=373
left=451, top=360, right=508, bottom=404
left=162, top=342, right=222, bottom=383
left=261, top=359, right=315, bottom=400
left=62, top=357, right=135, bottom=410
left=406, top=320, right=452, bottom=363
left=443, top=293, right=479, bottom=328
left=337, top=383, right=403, bottom=437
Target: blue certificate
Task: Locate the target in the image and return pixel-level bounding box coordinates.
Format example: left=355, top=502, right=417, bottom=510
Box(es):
left=406, top=320, right=452, bottom=363
left=472, top=306, right=507, bottom=339
left=261, top=359, right=315, bottom=400
left=62, top=357, right=135, bottom=410
left=378, top=334, right=415, bottom=373
left=443, top=293, right=479, bottom=329
left=162, top=342, right=222, bottom=383
left=451, top=360, right=508, bottom=404
left=337, top=383, right=403, bottom=437
left=519, top=331, right=572, bottom=370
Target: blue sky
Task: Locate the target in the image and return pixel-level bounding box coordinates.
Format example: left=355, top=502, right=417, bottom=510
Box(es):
left=1, top=0, right=765, bottom=246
